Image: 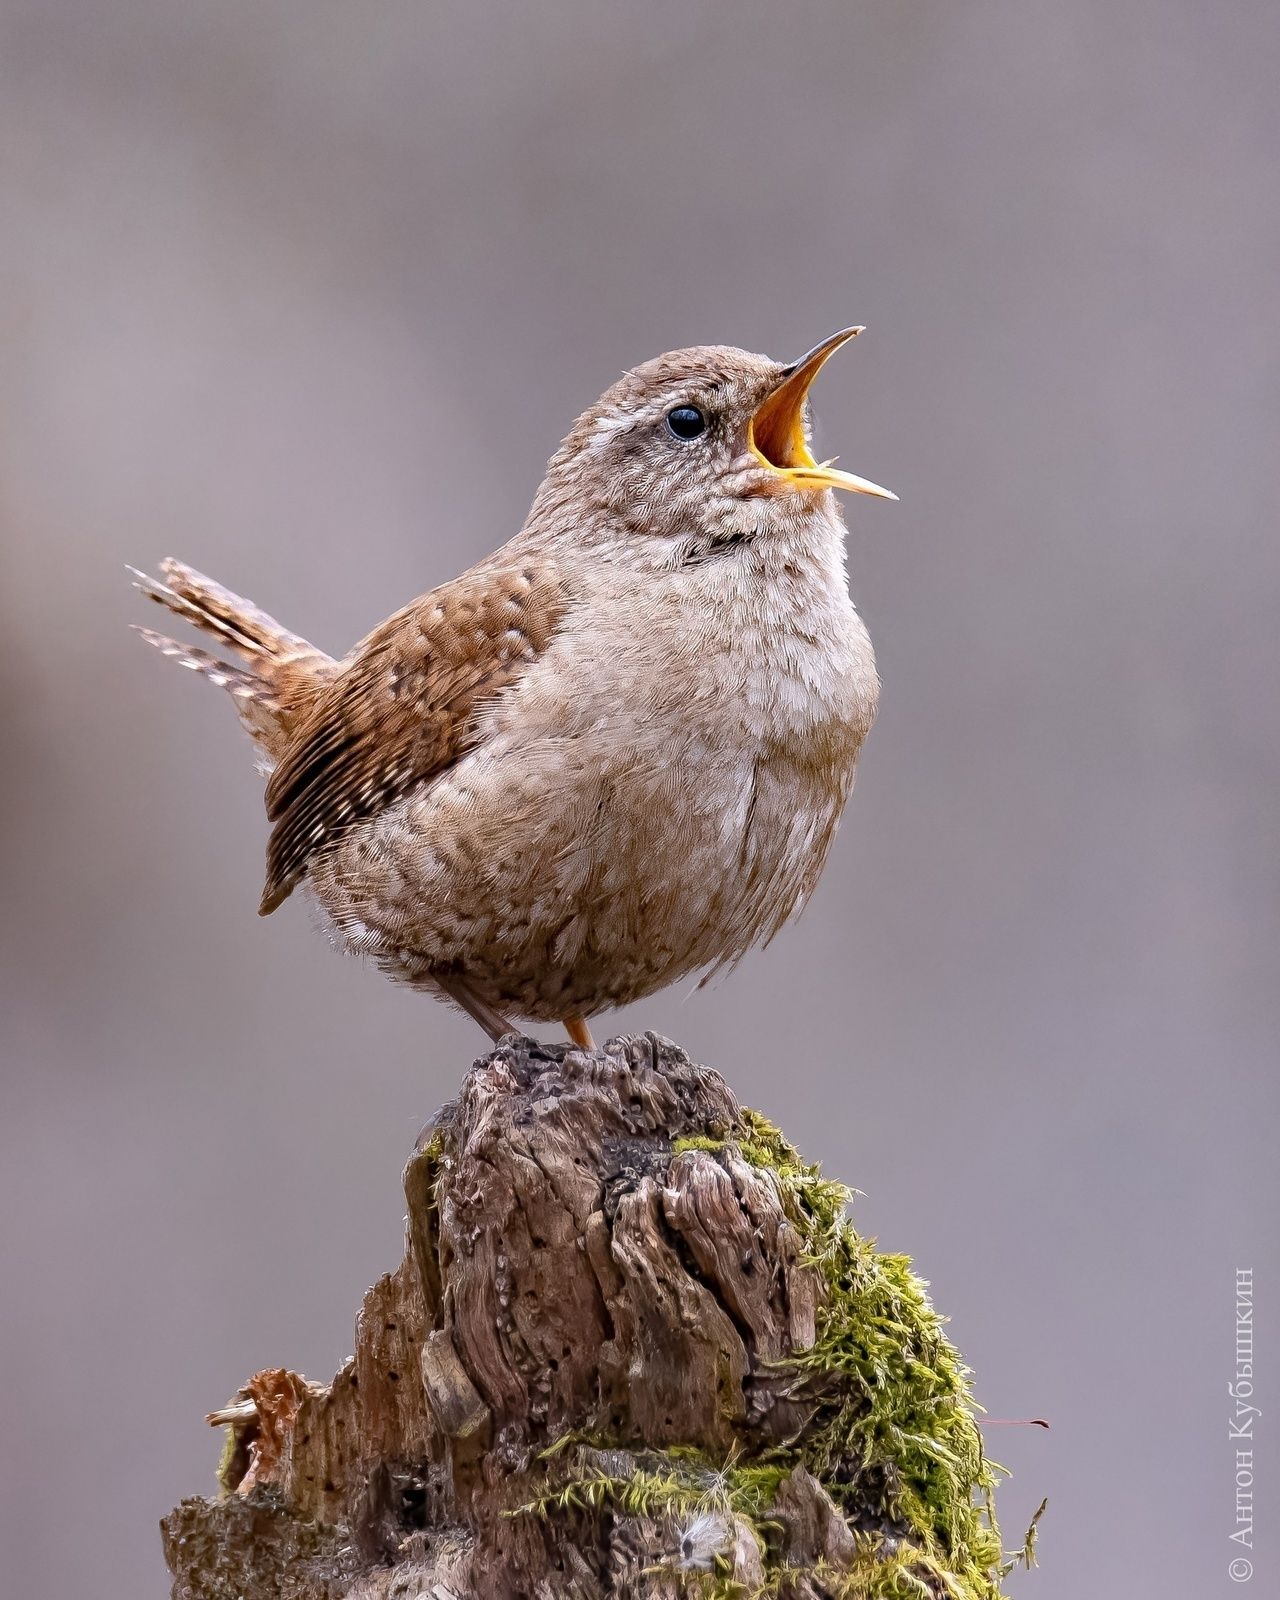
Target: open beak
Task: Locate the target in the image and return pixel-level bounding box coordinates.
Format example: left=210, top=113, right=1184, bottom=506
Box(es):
left=748, top=326, right=897, bottom=500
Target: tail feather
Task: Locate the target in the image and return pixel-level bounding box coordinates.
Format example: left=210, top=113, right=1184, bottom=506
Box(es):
left=130, top=560, right=336, bottom=759
left=131, top=623, right=276, bottom=702
left=129, top=560, right=314, bottom=660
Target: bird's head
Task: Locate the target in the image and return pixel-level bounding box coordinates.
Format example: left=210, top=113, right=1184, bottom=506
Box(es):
left=532, top=329, right=895, bottom=567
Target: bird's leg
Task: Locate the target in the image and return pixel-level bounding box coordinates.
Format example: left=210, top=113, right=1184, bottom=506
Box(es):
left=435, top=973, right=517, bottom=1043
left=564, top=1015, right=595, bottom=1050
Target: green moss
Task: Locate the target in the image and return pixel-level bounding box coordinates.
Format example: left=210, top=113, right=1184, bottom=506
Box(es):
left=519, top=1450, right=789, bottom=1528
left=521, top=1109, right=1026, bottom=1598
left=673, top=1134, right=729, bottom=1157
left=736, top=1107, right=1007, bottom=1596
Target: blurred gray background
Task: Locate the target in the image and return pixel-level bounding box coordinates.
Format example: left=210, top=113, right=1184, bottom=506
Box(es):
left=2, top=2, right=1277, bottom=1595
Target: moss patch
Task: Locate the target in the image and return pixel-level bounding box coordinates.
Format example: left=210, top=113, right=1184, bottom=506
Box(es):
left=741, top=1109, right=1007, bottom=1595
left=522, top=1446, right=789, bottom=1526
left=526, top=1109, right=1023, bottom=1597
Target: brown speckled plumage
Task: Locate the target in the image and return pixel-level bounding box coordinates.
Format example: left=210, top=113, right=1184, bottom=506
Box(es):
left=133, top=334, right=894, bottom=1041
left=260, top=561, right=567, bottom=914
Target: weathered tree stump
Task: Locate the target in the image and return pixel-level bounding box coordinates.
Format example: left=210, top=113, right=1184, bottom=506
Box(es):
left=163, top=1034, right=1009, bottom=1599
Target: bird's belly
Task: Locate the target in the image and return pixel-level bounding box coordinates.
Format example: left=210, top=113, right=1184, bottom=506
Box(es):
left=309, top=719, right=853, bottom=1020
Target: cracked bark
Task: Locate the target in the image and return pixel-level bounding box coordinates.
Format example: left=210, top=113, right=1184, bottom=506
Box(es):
left=160, top=1034, right=917, bottom=1598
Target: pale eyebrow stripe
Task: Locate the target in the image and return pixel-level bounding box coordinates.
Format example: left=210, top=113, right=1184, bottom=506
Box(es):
left=591, top=384, right=722, bottom=446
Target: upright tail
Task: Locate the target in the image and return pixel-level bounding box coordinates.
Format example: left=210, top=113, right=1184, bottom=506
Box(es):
left=130, top=559, right=337, bottom=761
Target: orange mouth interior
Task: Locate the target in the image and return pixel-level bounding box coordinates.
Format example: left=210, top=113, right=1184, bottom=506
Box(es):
left=749, top=381, right=816, bottom=473
left=746, top=326, right=897, bottom=500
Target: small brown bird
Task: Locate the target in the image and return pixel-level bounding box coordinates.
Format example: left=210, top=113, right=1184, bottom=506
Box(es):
left=133, top=329, right=894, bottom=1048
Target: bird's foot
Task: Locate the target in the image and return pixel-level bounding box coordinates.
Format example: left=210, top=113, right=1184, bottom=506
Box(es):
left=564, top=1015, right=595, bottom=1050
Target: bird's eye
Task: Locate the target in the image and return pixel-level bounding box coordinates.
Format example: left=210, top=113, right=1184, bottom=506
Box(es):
left=666, top=405, right=707, bottom=441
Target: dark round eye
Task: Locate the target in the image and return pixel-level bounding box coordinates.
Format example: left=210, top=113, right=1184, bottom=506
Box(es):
left=666, top=405, right=707, bottom=441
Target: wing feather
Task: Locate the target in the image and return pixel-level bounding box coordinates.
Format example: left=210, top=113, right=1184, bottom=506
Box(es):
left=259, top=560, right=566, bottom=913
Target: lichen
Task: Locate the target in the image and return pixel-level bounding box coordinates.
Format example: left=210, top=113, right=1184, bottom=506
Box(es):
left=525, top=1108, right=1026, bottom=1598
